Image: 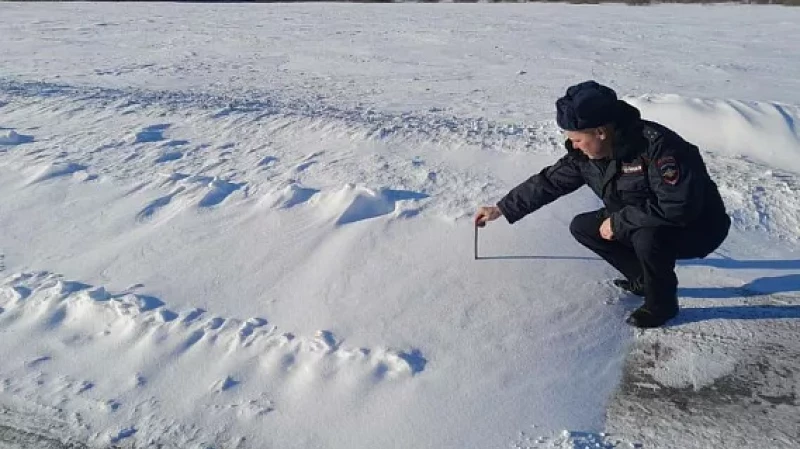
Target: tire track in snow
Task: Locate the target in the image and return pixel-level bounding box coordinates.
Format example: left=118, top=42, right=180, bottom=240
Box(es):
left=0, top=78, right=520, bottom=226
left=0, top=77, right=563, bottom=152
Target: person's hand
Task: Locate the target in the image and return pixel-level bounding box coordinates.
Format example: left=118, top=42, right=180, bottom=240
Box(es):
left=600, top=217, right=614, bottom=240
left=474, top=206, right=502, bottom=228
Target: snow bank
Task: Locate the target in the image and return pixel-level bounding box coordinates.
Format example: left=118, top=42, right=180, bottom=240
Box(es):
left=624, top=95, right=800, bottom=243
left=627, top=95, right=800, bottom=174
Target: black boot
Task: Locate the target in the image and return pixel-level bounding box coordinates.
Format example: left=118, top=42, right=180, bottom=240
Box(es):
left=625, top=305, right=678, bottom=328
left=613, top=278, right=645, bottom=297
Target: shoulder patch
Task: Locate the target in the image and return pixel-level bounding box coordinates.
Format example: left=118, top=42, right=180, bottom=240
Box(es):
left=657, top=156, right=680, bottom=185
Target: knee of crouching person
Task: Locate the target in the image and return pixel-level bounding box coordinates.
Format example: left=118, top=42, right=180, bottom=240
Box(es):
left=568, top=215, right=583, bottom=239
left=569, top=212, right=596, bottom=240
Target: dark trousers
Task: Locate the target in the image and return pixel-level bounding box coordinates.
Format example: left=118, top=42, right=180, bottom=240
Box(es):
left=569, top=209, right=729, bottom=313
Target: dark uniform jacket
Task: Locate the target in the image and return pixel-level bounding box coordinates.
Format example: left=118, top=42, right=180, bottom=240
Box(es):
left=496, top=101, right=730, bottom=243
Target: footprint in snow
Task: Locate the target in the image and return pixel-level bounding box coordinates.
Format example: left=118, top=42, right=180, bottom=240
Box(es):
left=132, top=374, right=147, bottom=388
left=76, top=380, right=94, bottom=394
left=258, top=155, right=278, bottom=168
left=105, top=399, right=122, bottom=412
left=162, top=139, right=189, bottom=147
left=239, top=317, right=268, bottom=338
left=181, top=308, right=206, bottom=324
left=133, top=124, right=170, bottom=143
left=109, top=427, right=137, bottom=444
left=294, top=160, right=316, bottom=172
left=373, top=349, right=427, bottom=379
left=205, top=317, right=226, bottom=330
left=210, top=376, right=240, bottom=393
left=292, top=151, right=324, bottom=173
left=157, top=309, right=178, bottom=322
left=25, top=356, right=51, bottom=368
left=154, top=151, right=183, bottom=163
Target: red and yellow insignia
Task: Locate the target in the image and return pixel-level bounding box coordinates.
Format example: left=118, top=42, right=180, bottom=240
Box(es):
left=657, top=157, right=680, bottom=185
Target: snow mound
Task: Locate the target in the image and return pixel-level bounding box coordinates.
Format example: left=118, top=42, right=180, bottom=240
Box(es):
left=27, top=162, right=88, bottom=184
left=318, top=184, right=428, bottom=225
left=0, top=130, right=34, bottom=145
left=262, top=181, right=320, bottom=209
left=627, top=95, right=800, bottom=174
left=198, top=177, right=243, bottom=208
left=135, top=174, right=245, bottom=222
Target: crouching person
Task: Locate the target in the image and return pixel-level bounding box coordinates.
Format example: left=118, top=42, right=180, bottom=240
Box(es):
left=475, top=81, right=730, bottom=328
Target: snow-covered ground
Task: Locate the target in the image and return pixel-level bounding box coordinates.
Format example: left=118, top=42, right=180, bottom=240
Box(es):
left=0, top=3, right=799, bottom=448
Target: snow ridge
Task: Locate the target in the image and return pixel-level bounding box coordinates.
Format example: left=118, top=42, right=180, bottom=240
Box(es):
left=0, top=271, right=425, bottom=446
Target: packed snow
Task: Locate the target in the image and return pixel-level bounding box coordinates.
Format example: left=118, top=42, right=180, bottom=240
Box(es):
left=1, top=3, right=799, bottom=448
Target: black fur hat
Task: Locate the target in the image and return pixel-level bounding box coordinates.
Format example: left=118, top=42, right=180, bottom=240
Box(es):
left=556, top=81, right=619, bottom=130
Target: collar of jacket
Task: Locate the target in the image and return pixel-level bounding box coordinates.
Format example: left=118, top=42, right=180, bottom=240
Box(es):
left=562, top=101, right=648, bottom=198
left=610, top=100, right=647, bottom=162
